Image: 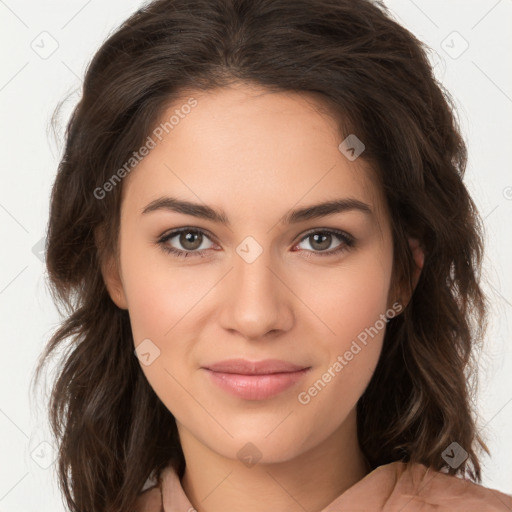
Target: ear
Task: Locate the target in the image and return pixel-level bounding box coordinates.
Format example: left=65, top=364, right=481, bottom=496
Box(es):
left=397, top=237, right=425, bottom=310
left=94, top=226, right=129, bottom=310
left=387, top=237, right=425, bottom=314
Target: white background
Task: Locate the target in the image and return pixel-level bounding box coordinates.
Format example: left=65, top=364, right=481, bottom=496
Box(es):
left=0, top=0, right=511, bottom=510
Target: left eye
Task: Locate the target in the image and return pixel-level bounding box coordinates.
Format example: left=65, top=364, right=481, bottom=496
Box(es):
left=295, top=230, right=352, bottom=254
left=157, top=228, right=354, bottom=258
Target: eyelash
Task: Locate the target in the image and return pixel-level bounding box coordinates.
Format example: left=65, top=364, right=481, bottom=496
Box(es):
left=156, top=227, right=355, bottom=259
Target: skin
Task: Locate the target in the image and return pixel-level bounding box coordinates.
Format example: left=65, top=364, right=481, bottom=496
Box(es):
left=101, top=82, right=424, bottom=512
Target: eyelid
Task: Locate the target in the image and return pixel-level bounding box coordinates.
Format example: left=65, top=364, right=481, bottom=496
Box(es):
left=158, top=226, right=218, bottom=241
left=157, top=227, right=218, bottom=250
left=295, top=227, right=354, bottom=245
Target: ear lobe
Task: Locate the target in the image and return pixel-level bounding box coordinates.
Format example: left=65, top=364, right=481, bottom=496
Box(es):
left=397, top=237, right=425, bottom=310
left=388, top=237, right=425, bottom=313
left=94, top=226, right=128, bottom=310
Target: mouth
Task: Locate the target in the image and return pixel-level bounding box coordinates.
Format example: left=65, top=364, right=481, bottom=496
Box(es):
left=201, top=359, right=311, bottom=400
left=203, top=358, right=309, bottom=375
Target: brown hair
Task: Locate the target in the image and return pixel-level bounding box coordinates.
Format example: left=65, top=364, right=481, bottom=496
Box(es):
left=32, top=0, right=490, bottom=510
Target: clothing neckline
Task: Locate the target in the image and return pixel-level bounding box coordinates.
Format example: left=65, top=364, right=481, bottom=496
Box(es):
left=146, top=459, right=512, bottom=512
left=158, top=460, right=416, bottom=510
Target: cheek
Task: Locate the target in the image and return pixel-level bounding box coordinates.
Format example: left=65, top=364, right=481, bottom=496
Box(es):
left=119, top=239, right=216, bottom=403
left=292, top=250, right=392, bottom=425
left=296, top=330, right=383, bottom=452
left=118, top=240, right=202, bottom=409
left=293, top=248, right=393, bottom=341
left=119, top=235, right=208, bottom=343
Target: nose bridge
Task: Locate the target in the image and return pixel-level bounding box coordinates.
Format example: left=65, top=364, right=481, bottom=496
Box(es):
left=235, top=246, right=276, bottom=298
left=218, top=237, right=293, bottom=339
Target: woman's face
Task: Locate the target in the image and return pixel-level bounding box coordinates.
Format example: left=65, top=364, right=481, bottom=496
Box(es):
left=105, top=82, right=398, bottom=464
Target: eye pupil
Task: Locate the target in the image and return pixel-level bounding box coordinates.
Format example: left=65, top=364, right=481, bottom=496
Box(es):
left=181, top=231, right=202, bottom=250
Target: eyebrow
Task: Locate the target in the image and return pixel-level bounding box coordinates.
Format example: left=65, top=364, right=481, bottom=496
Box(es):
left=141, top=196, right=373, bottom=225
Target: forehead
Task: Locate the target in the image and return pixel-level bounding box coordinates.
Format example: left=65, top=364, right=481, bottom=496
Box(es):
left=120, top=83, right=388, bottom=226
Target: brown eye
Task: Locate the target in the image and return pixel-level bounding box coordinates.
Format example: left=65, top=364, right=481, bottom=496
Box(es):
left=307, top=232, right=334, bottom=251
left=158, top=228, right=215, bottom=258
left=296, top=229, right=354, bottom=256
left=179, top=231, right=204, bottom=251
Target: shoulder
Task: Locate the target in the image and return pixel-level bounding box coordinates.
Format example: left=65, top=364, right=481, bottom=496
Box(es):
left=133, top=471, right=164, bottom=512
left=385, top=461, right=512, bottom=511
left=133, top=485, right=163, bottom=512
left=133, top=464, right=183, bottom=512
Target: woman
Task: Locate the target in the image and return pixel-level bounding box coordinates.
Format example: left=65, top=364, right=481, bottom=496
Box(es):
left=34, top=0, right=512, bottom=510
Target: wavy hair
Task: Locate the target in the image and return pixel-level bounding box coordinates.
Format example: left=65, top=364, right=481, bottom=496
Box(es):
left=33, top=0, right=490, bottom=510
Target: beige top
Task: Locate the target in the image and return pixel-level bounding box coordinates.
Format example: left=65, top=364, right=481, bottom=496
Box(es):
left=134, top=461, right=512, bottom=511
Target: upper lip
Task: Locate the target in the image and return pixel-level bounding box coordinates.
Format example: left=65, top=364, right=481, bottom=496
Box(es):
left=203, top=358, right=309, bottom=375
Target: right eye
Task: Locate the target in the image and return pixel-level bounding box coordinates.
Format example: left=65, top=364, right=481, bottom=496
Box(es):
left=157, top=228, right=217, bottom=258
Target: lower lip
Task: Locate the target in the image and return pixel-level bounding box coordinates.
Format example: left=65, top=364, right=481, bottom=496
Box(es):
left=203, top=368, right=311, bottom=400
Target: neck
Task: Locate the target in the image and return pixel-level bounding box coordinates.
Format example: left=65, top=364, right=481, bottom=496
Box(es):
left=178, top=408, right=370, bottom=512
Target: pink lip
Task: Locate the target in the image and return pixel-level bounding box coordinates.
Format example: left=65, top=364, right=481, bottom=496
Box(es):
left=202, top=358, right=311, bottom=400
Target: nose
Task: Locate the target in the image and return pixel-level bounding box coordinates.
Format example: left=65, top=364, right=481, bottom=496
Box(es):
left=217, top=245, right=294, bottom=341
